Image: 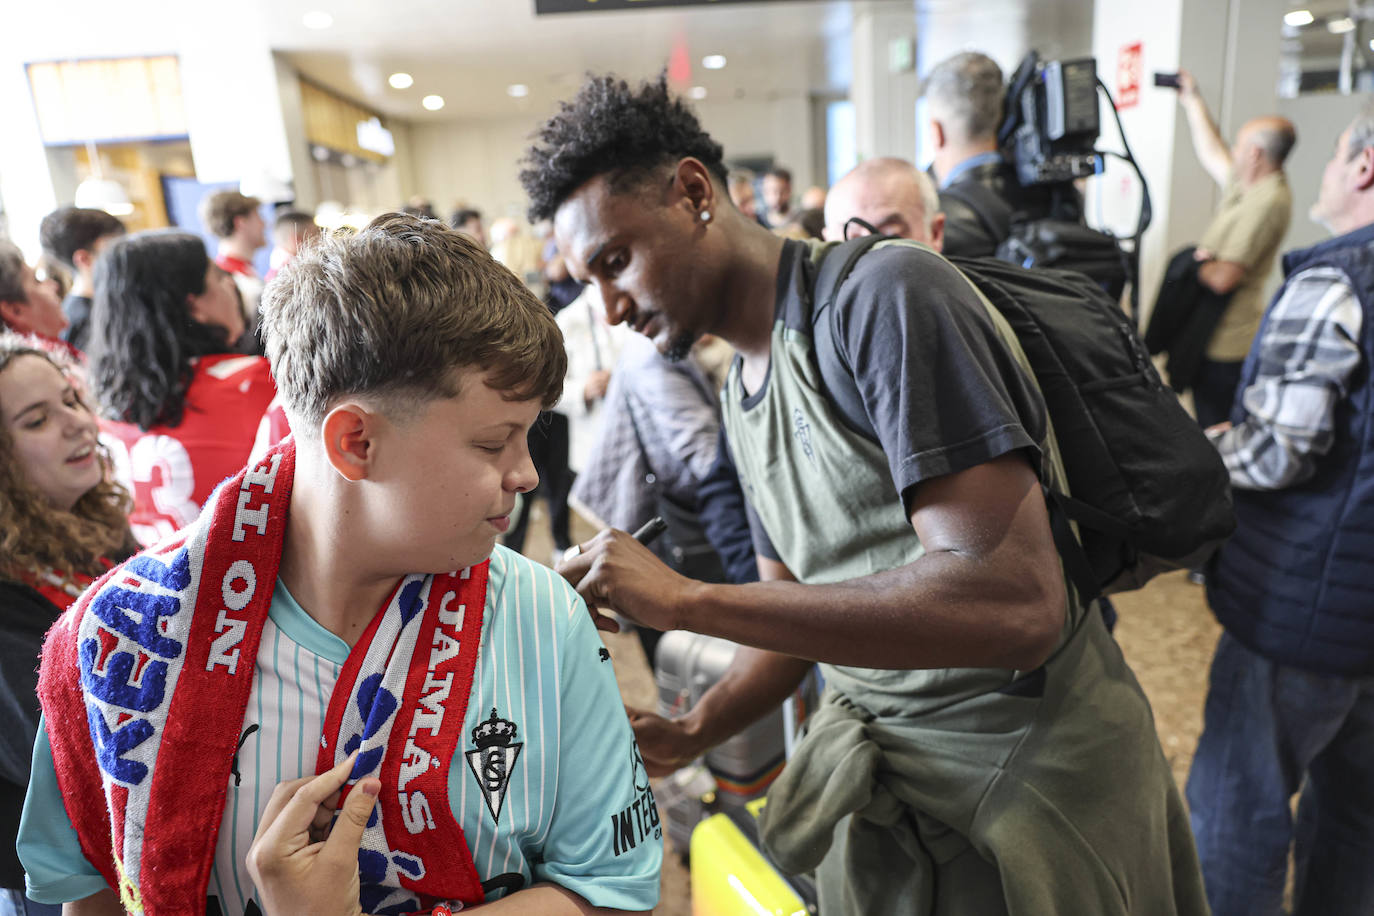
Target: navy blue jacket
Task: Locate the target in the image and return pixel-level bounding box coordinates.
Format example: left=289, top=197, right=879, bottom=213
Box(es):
left=1208, top=221, right=1374, bottom=676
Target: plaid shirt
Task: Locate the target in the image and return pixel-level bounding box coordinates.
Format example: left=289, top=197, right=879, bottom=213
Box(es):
left=1210, top=265, right=1364, bottom=490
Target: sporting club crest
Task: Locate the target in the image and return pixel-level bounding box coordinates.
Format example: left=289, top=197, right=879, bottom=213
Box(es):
left=466, top=708, right=522, bottom=824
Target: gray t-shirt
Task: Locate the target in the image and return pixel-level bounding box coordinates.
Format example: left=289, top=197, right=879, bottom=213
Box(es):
left=738, top=238, right=1047, bottom=561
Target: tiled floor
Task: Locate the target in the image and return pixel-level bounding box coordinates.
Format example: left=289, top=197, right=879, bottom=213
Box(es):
left=515, top=500, right=1222, bottom=915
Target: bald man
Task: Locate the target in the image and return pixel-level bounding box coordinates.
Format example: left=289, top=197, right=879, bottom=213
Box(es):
left=822, top=157, right=945, bottom=249
left=1177, top=71, right=1295, bottom=428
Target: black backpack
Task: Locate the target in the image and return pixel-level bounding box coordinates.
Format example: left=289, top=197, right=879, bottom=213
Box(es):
left=810, top=236, right=1235, bottom=602
left=940, top=181, right=1131, bottom=301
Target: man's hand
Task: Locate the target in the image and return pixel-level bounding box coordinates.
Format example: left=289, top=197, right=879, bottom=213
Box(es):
left=1177, top=68, right=1199, bottom=100
left=246, top=752, right=380, bottom=916
left=626, top=706, right=706, bottom=777
left=555, top=528, right=696, bottom=633
left=583, top=369, right=612, bottom=405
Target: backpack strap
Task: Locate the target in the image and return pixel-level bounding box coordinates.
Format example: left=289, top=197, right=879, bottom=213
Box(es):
left=809, top=233, right=887, bottom=442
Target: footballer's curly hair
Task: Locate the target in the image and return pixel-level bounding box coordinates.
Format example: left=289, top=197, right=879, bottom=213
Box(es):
left=521, top=73, right=728, bottom=222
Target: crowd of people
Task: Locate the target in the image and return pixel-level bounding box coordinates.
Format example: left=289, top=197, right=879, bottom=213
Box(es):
left=0, top=47, right=1371, bottom=916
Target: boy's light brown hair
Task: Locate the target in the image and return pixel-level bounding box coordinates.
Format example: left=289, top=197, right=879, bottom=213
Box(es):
left=259, top=212, right=565, bottom=430
left=199, top=190, right=261, bottom=240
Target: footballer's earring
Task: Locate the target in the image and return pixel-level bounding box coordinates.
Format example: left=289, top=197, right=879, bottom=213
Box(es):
left=700, top=210, right=711, bottom=223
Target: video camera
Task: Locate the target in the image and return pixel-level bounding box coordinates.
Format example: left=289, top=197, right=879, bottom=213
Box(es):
left=999, top=52, right=1104, bottom=188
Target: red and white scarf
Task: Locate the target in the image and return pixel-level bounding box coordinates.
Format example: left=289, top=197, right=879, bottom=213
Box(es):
left=39, top=438, right=486, bottom=915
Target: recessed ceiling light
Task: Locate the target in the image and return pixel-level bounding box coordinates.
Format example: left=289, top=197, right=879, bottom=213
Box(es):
left=389, top=72, right=414, bottom=89
left=422, top=94, right=445, bottom=111
left=302, top=10, right=334, bottom=29
left=1283, top=9, right=1314, bottom=27
left=1328, top=16, right=1356, bottom=33
left=688, top=86, right=708, bottom=100
left=507, top=84, right=530, bottom=98
left=702, top=54, right=727, bottom=70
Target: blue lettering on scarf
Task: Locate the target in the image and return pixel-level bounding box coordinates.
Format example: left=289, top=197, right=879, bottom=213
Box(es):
left=80, top=638, right=168, bottom=712
left=398, top=578, right=426, bottom=626
left=85, top=704, right=154, bottom=784
left=89, top=550, right=190, bottom=660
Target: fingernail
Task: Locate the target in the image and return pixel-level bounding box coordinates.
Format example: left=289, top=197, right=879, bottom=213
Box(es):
left=362, top=779, right=380, bottom=797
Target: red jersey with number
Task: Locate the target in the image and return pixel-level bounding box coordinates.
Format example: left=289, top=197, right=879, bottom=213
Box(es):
left=101, top=354, right=289, bottom=545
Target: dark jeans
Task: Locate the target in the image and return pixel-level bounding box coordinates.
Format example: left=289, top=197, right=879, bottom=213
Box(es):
left=504, top=411, right=573, bottom=553
left=1192, top=358, right=1244, bottom=430
left=1185, top=632, right=1374, bottom=916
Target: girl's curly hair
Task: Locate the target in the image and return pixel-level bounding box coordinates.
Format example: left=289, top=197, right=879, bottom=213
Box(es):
left=0, top=336, right=137, bottom=591
left=521, top=73, right=728, bottom=222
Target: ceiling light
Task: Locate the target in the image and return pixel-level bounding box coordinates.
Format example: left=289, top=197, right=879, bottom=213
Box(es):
left=1283, top=9, right=1314, bottom=27
left=688, top=86, right=708, bottom=100
left=422, top=94, right=445, bottom=111
left=702, top=54, right=727, bottom=70
left=507, top=84, right=530, bottom=98
left=75, top=178, right=133, bottom=216
left=302, top=10, right=334, bottom=29
left=388, top=72, right=414, bottom=89
left=1328, top=16, right=1356, bottom=33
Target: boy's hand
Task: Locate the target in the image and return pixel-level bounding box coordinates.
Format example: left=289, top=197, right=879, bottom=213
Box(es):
left=626, top=706, right=705, bottom=777
left=246, top=752, right=380, bottom=916
left=555, top=528, right=695, bottom=633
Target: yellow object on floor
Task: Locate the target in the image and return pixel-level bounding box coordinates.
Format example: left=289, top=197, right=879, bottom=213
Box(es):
left=689, top=812, right=809, bottom=916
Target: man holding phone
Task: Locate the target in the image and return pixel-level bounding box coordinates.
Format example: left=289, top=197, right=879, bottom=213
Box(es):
left=1171, top=70, right=1296, bottom=428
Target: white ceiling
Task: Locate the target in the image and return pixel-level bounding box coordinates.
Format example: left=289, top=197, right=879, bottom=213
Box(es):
left=2, top=0, right=862, bottom=123
left=278, top=0, right=857, bottom=121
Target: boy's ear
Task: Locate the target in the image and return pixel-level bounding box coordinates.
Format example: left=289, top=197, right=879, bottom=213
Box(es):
left=321, top=404, right=375, bottom=482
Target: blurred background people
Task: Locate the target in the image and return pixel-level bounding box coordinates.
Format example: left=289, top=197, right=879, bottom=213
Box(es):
left=87, top=230, right=284, bottom=544
left=760, top=165, right=793, bottom=228
left=449, top=207, right=487, bottom=247
left=266, top=209, right=319, bottom=281
left=0, top=242, right=67, bottom=348
left=37, top=207, right=126, bottom=353
left=199, top=190, right=267, bottom=320
left=728, top=170, right=758, bottom=221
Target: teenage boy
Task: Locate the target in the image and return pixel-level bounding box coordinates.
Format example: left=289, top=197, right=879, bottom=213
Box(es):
left=530, top=75, right=1206, bottom=914
left=38, top=207, right=126, bottom=352
left=18, top=214, right=661, bottom=915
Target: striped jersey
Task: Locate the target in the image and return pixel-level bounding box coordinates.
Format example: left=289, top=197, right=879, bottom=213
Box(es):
left=20, top=545, right=661, bottom=912
left=101, top=355, right=287, bottom=546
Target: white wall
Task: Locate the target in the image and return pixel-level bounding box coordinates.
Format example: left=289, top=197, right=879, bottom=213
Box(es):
left=404, top=93, right=819, bottom=226
left=1090, top=0, right=1286, bottom=317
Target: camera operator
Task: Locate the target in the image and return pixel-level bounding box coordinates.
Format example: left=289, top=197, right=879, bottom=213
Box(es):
left=926, top=51, right=1059, bottom=258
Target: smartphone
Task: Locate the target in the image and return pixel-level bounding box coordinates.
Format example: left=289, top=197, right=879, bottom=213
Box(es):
left=1154, top=72, right=1182, bottom=89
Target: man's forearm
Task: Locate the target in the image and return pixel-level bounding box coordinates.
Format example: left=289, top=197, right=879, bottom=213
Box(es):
left=679, top=549, right=1061, bottom=672
left=1182, top=95, right=1231, bottom=185
left=681, top=648, right=814, bottom=751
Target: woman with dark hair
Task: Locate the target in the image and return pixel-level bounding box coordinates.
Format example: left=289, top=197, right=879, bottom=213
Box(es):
left=88, top=230, right=286, bottom=544
left=0, top=336, right=137, bottom=916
